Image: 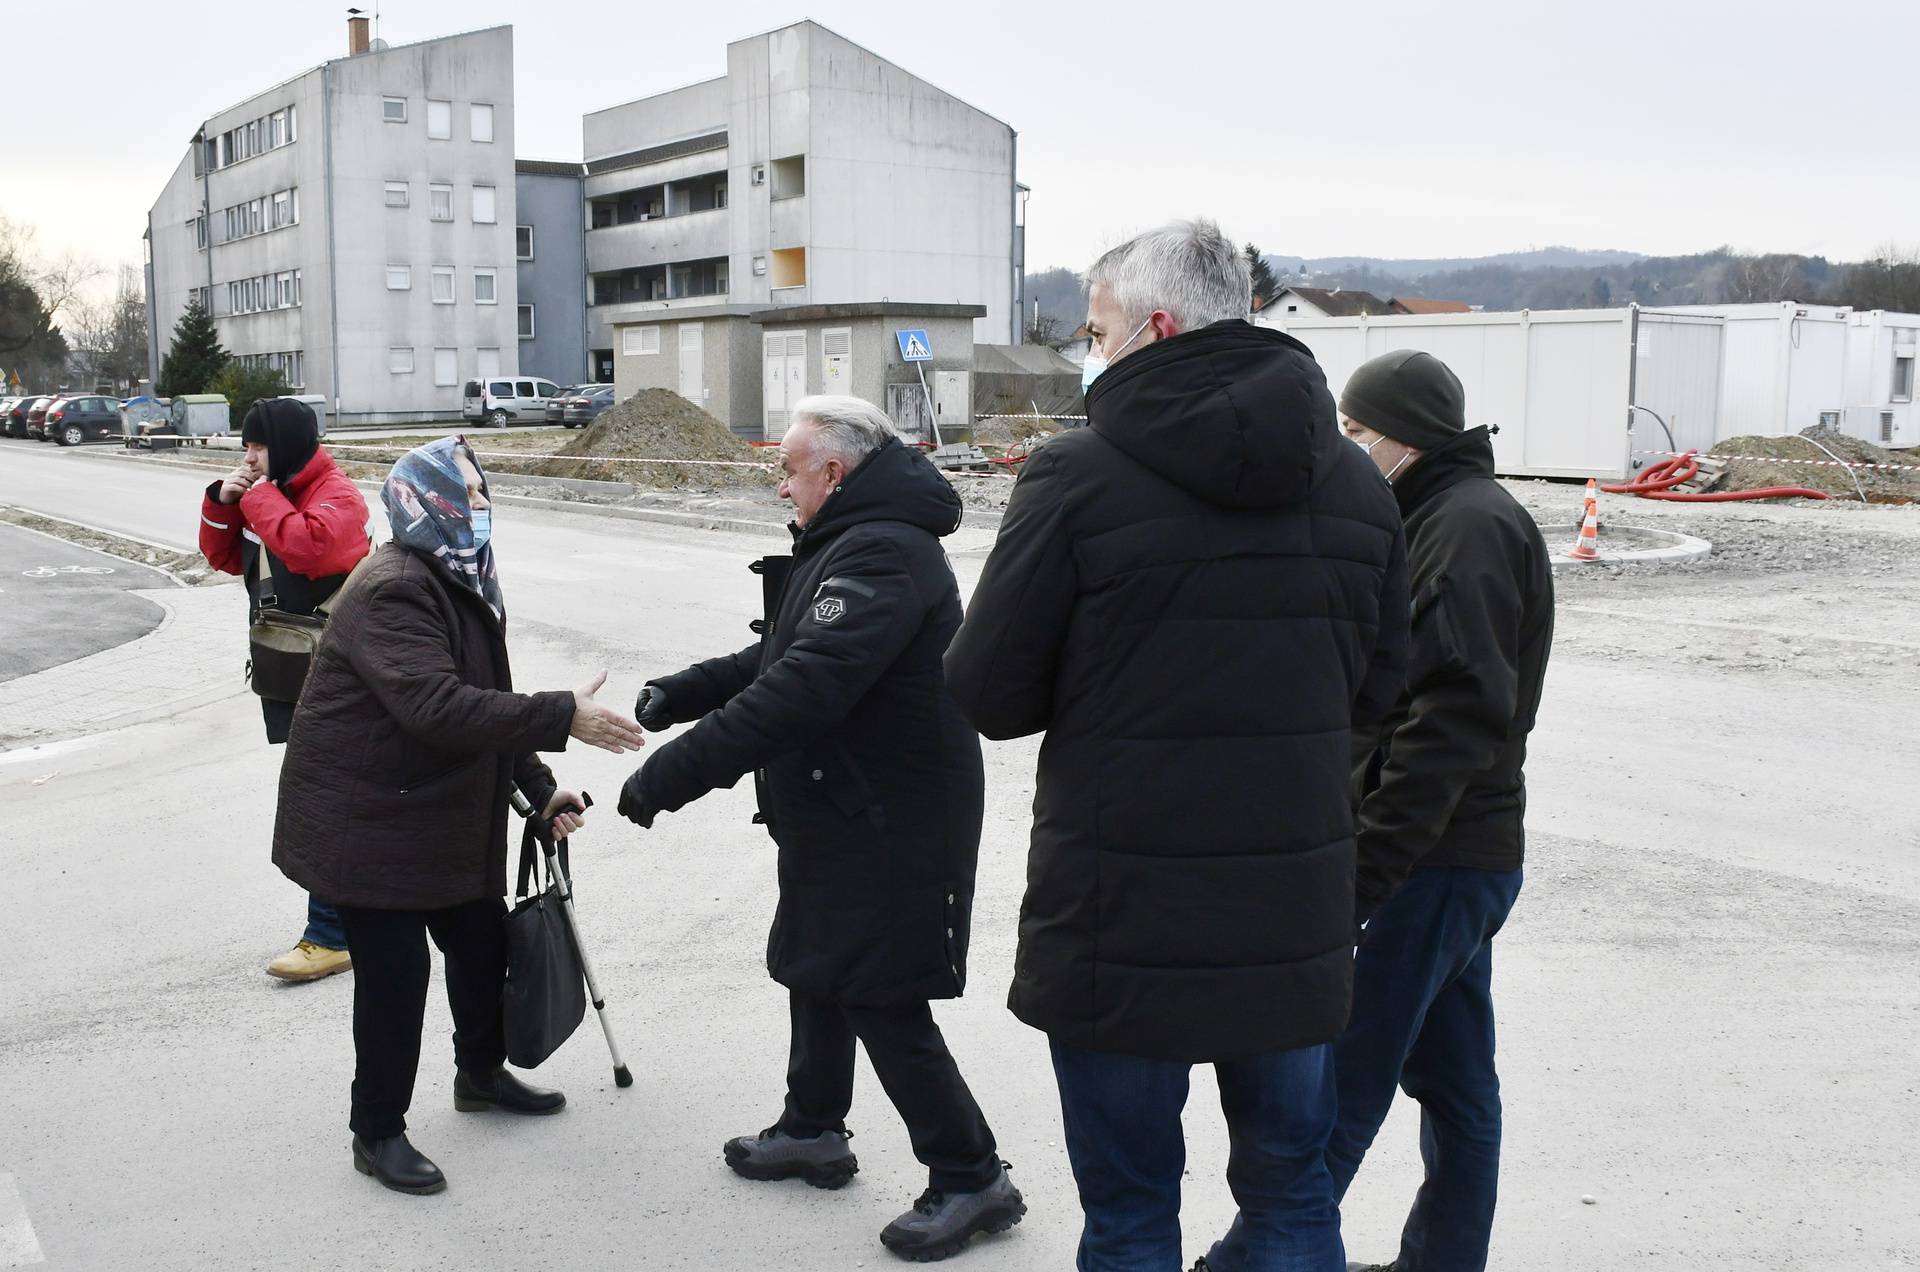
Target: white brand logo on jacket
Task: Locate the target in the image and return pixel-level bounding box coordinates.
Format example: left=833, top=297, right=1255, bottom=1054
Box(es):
left=813, top=597, right=846, bottom=625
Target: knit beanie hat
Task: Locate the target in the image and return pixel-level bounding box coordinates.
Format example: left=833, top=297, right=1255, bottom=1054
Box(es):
left=240, top=397, right=320, bottom=485
left=1338, top=350, right=1466, bottom=450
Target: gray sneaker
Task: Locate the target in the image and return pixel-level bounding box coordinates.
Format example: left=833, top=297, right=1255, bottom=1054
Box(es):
left=722, top=1125, right=858, bottom=1189
left=879, top=1163, right=1025, bottom=1262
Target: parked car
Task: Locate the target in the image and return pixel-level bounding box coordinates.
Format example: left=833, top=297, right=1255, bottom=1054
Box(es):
left=0, top=398, right=17, bottom=435
left=48, top=395, right=124, bottom=446
left=6, top=396, right=47, bottom=439
left=562, top=385, right=617, bottom=427
left=544, top=386, right=583, bottom=425
left=462, top=377, right=564, bottom=427
left=26, top=396, right=67, bottom=441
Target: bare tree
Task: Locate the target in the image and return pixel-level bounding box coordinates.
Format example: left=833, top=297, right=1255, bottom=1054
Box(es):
left=1024, top=312, right=1066, bottom=349
left=1830, top=242, right=1920, bottom=312
left=0, top=217, right=101, bottom=356
left=1723, top=252, right=1811, bottom=303
left=66, top=266, right=149, bottom=390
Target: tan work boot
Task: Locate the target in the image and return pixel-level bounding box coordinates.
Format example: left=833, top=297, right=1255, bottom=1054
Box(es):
left=266, top=940, right=352, bottom=982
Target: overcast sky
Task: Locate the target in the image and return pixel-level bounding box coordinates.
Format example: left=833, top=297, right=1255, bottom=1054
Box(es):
left=6, top=0, right=1917, bottom=297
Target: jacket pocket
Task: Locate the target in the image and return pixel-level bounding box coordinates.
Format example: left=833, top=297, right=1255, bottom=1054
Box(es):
left=1408, top=573, right=1469, bottom=683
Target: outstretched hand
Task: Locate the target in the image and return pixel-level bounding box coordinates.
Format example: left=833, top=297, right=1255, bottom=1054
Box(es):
left=570, top=671, right=647, bottom=754
left=617, top=769, right=655, bottom=829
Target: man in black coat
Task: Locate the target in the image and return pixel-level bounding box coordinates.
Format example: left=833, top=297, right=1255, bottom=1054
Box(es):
left=1328, top=350, right=1555, bottom=1272
left=944, top=220, right=1409, bottom=1272
left=617, top=396, right=1023, bottom=1263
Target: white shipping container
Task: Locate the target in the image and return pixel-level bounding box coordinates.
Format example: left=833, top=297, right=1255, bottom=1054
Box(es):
left=1258, top=306, right=1725, bottom=479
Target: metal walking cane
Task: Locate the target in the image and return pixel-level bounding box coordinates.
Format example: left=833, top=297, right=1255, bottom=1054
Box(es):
left=508, top=786, right=635, bottom=1089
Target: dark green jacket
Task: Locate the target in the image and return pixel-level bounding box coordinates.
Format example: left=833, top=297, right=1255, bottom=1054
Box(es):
left=1353, top=426, right=1555, bottom=911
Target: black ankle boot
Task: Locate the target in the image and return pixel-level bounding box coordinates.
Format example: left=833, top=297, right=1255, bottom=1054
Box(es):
left=352, top=1133, right=446, bottom=1195
left=453, top=1065, right=567, bottom=1115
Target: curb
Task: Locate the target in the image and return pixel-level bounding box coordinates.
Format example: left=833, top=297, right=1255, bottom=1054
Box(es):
left=1551, top=529, right=1713, bottom=570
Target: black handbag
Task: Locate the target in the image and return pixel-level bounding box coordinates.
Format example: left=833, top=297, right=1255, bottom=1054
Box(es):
left=503, top=819, right=587, bottom=1068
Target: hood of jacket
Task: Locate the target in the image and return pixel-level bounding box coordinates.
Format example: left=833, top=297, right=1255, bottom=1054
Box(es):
left=1391, top=425, right=1497, bottom=516
left=1086, top=320, right=1343, bottom=510
left=795, top=435, right=964, bottom=547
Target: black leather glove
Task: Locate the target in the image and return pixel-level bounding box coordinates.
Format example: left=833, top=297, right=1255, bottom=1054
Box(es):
left=635, top=684, right=672, bottom=732
left=616, top=769, right=655, bottom=828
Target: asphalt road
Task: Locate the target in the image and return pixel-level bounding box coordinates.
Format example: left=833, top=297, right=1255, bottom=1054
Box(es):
left=0, top=445, right=1914, bottom=1270
left=0, top=523, right=172, bottom=682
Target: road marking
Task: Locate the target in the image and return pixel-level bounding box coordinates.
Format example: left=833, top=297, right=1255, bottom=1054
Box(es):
left=21, top=564, right=116, bottom=579
left=1561, top=604, right=1920, bottom=651
left=0, top=1174, right=45, bottom=1267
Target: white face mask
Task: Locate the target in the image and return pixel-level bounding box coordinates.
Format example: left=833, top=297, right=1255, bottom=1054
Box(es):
left=1081, top=316, right=1156, bottom=393
left=1354, top=433, right=1413, bottom=482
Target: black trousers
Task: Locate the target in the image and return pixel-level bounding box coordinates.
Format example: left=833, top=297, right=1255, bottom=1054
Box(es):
left=336, top=897, right=509, bottom=1139
left=776, top=990, right=1000, bottom=1193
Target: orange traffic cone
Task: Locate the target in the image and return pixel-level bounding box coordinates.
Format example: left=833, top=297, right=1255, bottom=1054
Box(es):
left=1583, top=478, right=1600, bottom=530
left=1567, top=492, right=1601, bottom=561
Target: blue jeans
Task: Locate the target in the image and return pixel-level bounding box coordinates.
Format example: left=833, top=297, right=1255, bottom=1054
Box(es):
left=302, top=895, right=347, bottom=950
left=1049, top=1038, right=1345, bottom=1272
left=1327, top=866, right=1523, bottom=1272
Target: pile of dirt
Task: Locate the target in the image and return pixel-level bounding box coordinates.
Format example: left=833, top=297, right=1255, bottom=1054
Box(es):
left=535, top=389, right=773, bottom=490
left=970, top=414, right=1068, bottom=450
left=1708, top=426, right=1920, bottom=503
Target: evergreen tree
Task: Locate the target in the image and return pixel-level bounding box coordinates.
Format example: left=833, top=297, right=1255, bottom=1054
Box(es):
left=1245, top=243, right=1282, bottom=309
left=209, top=362, right=290, bottom=428
left=156, top=300, right=228, bottom=397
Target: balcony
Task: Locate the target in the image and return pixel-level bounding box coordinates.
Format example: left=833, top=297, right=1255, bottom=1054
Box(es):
left=586, top=209, right=730, bottom=275
left=589, top=256, right=729, bottom=314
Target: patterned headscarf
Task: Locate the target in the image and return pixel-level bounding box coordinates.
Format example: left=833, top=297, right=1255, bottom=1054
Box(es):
left=381, top=436, right=505, bottom=619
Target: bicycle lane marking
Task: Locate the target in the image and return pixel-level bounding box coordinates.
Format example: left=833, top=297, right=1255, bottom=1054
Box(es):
left=0, top=1174, right=45, bottom=1267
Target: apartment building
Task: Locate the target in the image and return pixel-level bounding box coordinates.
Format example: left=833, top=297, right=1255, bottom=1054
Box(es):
left=581, top=21, right=1022, bottom=383
left=145, top=22, right=521, bottom=423
left=514, top=160, right=588, bottom=384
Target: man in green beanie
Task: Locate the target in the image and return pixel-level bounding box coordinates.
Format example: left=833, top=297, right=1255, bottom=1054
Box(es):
left=1328, top=349, right=1556, bottom=1272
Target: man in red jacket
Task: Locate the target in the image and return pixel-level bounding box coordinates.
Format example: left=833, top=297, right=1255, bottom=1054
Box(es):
left=199, top=399, right=371, bottom=982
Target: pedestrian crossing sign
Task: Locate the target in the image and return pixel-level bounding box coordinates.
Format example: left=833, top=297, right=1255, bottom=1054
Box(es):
left=896, top=329, right=933, bottom=362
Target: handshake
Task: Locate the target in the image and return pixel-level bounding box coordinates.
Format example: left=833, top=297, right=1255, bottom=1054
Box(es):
left=615, top=684, right=675, bottom=828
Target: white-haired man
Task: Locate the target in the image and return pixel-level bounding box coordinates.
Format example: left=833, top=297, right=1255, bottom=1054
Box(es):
left=946, top=221, right=1410, bottom=1271
left=618, top=397, right=1023, bottom=1262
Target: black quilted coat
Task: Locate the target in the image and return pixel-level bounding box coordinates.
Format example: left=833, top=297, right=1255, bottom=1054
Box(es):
left=629, top=438, right=985, bottom=1006
left=945, top=320, right=1411, bottom=1062
left=273, top=543, right=574, bottom=910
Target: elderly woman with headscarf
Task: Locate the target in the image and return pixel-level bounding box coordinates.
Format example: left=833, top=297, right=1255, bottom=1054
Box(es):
left=198, top=398, right=370, bottom=984
left=271, top=436, right=647, bottom=1196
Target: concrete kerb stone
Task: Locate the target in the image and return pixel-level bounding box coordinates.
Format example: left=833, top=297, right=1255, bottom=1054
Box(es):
left=1551, top=527, right=1713, bottom=571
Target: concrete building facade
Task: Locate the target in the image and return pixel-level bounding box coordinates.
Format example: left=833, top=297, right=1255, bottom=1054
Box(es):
left=611, top=303, right=982, bottom=441
left=145, top=23, right=521, bottom=424
left=582, top=21, right=1020, bottom=383
left=514, top=160, right=588, bottom=385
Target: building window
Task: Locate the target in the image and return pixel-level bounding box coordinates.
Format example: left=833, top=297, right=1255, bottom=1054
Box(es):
left=770, top=247, right=807, bottom=289
left=270, top=188, right=297, bottom=229
left=389, top=347, right=415, bottom=374
left=433, top=348, right=457, bottom=386
left=386, top=265, right=411, bottom=291
left=517, top=305, right=535, bottom=339
left=1894, top=355, right=1915, bottom=403
left=770, top=155, right=806, bottom=200
left=426, top=99, right=451, bottom=140
left=470, top=103, right=494, bottom=143
left=431, top=266, right=455, bottom=304
left=191, top=215, right=207, bottom=249
left=472, top=185, right=496, bottom=224
left=515, top=225, right=533, bottom=260
left=473, top=269, right=497, bottom=305
left=429, top=184, right=453, bottom=222
left=621, top=326, right=660, bottom=356
left=385, top=181, right=409, bottom=208
left=383, top=96, right=407, bottom=123
left=477, top=347, right=501, bottom=379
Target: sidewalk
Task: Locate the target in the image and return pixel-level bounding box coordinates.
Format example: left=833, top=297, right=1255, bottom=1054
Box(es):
left=0, top=584, right=244, bottom=750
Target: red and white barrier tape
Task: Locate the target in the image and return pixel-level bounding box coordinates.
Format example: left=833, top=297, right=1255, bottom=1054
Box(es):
left=1631, top=449, right=1920, bottom=473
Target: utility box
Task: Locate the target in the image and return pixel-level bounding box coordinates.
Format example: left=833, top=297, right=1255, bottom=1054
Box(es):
left=933, top=371, right=971, bottom=436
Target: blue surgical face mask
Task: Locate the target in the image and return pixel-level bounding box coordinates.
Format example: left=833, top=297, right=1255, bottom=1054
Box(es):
left=1081, top=316, right=1156, bottom=393
left=470, top=507, right=492, bottom=546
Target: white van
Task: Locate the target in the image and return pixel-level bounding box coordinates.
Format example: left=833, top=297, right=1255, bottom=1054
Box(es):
left=462, top=377, right=564, bottom=427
